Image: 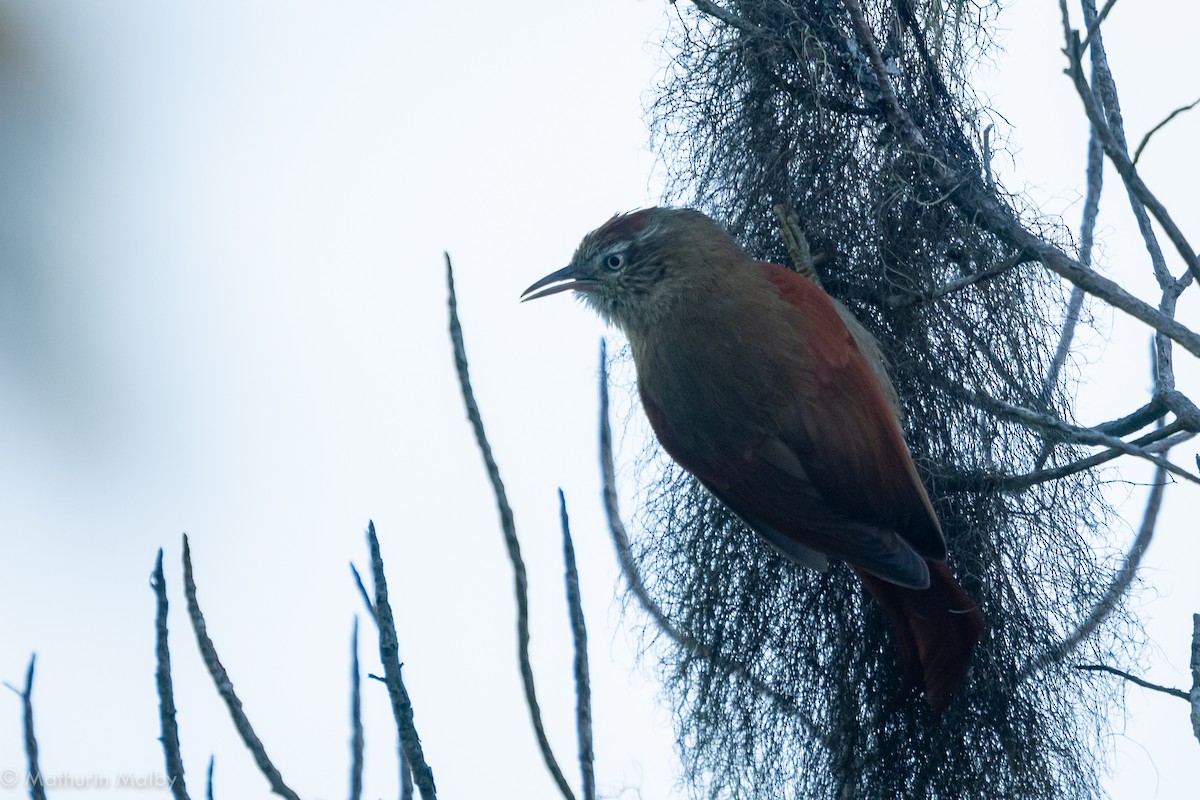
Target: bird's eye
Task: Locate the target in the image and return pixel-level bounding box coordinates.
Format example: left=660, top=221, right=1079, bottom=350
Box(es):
left=604, top=253, right=626, bottom=271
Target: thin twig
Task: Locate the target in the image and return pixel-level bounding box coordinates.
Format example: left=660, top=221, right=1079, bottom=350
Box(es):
left=347, top=614, right=413, bottom=800
left=1142, top=430, right=1198, bottom=454
left=1075, top=664, right=1187, bottom=700
left=445, top=253, right=577, bottom=800
left=350, top=563, right=378, bottom=623
left=363, top=522, right=437, bottom=800
left=1021, top=461, right=1167, bottom=680
left=181, top=535, right=301, bottom=800
left=3, top=655, right=47, bottom=800
left=1078, top=0, right=1119, bottom=54
left=401, top=755, right=413, bottom=800
left=1062, top=23, right=1200, bottom=284
left=559, top=490, right=596, bottom=800
left=1036, top=286, right=1084, bottom=413
left=1031, top=237, right=1200, bottom=358
left=981, top=418, right=1184, bottom=493
left=1190, top=614, right=1200, bottom=745
left=963, top=390, right=1200, bottom=485
left=1079, top=0, right=1193, bottom=410
left=1079, top=0, right=1177, bottom=313
left=597, top=341, right=681, bottom=637
left=1133, top=96, right=1200, bottom=166
left=1038, top=116, right=1102, bottom=412
left=152, top=549, right=191, bottom=800
left=597, top=341, right=832, bottom=750
left=689, top=0, right=764, bottom=35
left=359, top=569, right=413, bottom=800
left=206, top=757, right=215, bottom=800
left=349, top=617, right=364, bottom=800
left=886, top=249, right=1030, bottom=308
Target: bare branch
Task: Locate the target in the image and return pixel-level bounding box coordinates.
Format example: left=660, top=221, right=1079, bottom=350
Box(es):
left=597, top=344, right=681, bottom=637
left=963, top=389, right=1200, bottom=485
left=916, top=109, right=1198, bottom=358
left=181, top=535, right=301, bottom=800
left=597, top=341, right=832, bottom=749
left=4, top=655, right=47, bottom=800
left=689, top=0, right=763, bottom=35
left=350, top=563, right=378, bottom=623
left=445, top=253, right=576, bottom=800
left=362, top=522, right=437, bottom=800
left=1062, top=22, right=1200, bottom=284
left=840, top=0, right=931, bottom=148
left=598, top=344, right=674, bottom=633
left=1191, top=614, right=1200, bottom=745
left=1143, top=430, right=1198, bottom=454
left=1078, top=0, right=1119, bottom=54
left=974, top=417, right=1183, bottom=493
left=349, top=617, right=363, bottom=800
left=1094, top=397, right=1168, bottom=436
left=981, top=123, right=996, bottom=191
left=351, top=611, right=411, bottom=799
left=1133, top=96, right=1200, bottom=166
left=1030, top=238, right=1200, bottom=357
left=1075, top=664, right=1187, bottom=700
left=206, top=757, right=215, bottom=800
left=152, top=549, right=191, bottom=800
left=1036, top=285, right=1084, bottom=422
left=559, top=490, right=596, bottom=800
left=1038, top=117, right=1102, bottom=412
left=886, top=249, right=1032, bottom=308
left=841, top=0, right=925, bottom=145
left=1080, top=0, right=1176, bottom=298
left=401, top=755, right=413, bottom=800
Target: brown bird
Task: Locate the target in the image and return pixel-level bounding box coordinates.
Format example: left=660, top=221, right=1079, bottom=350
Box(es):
left=522, top=207, right=983, bottom=714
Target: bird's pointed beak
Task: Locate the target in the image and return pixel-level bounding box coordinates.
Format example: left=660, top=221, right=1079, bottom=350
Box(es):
left=520, top=264, right=598, bottom=302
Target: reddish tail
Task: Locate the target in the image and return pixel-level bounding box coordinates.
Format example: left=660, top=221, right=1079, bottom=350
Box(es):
left=854, top=561, right=984, bottom=715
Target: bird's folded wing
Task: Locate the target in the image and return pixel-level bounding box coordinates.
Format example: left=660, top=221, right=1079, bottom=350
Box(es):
left=700, top=436, right=932, bottom=588
left=759, top=263, right=947, bottom=561
left=639, top=368, right=935, bottom=587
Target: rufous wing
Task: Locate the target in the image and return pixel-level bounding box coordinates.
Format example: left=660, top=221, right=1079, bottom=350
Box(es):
left=759, top=263, right=946, bottom=562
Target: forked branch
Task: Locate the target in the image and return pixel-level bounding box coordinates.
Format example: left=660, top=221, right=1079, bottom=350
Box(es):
left=359, top=522, right=437, bottom=800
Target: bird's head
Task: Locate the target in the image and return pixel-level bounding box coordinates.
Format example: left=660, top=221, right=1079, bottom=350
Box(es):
left=521, top=207, right=745, bottom=335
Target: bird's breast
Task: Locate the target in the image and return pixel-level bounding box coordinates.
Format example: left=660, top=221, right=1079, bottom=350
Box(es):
left=631, top=300, right=802, bottom=467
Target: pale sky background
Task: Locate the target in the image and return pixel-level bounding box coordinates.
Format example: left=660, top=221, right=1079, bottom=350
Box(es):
left=0, top=1, right=1196, bottom=798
